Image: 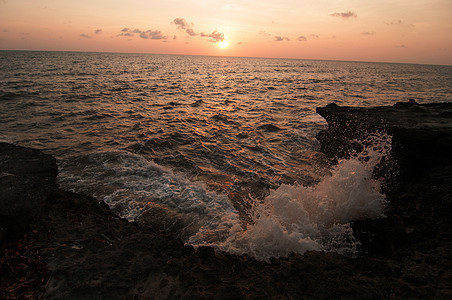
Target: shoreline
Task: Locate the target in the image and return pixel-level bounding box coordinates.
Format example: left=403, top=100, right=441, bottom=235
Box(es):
left=1, top=100, right=451, bottom=298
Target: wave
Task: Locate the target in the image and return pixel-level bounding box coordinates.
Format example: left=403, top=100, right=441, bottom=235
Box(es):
left=57, top=151, right=239, bottom=239
left=0, top=90, right=40, bottom=101
left=189, top=133, right=391, bottom=260
left=192, top=158, right=385, bottom=260
left=58, top=133, right=391, bottom=261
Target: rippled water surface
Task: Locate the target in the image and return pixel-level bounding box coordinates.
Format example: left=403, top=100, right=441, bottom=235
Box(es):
left=1, top=51, right=451, bottom=259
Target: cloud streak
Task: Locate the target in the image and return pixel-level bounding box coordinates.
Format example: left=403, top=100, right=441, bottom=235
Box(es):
left=386, top=20, right=402, bottom=26
left=330, top=11, right=357, bottom=19
left=297, top=36, right=307, bottom=42
left=172, top=18, right=193, bottom=30
left=274, top=36, right=290, bottom=42
left=171, top=17, right=226, bottom=43
left=170, top=17, right=228, bottom=44
left=207, top=30, right=224, bottom=42
left=118, top=28, right=167, bottom=40
left=172, top=18, right=197, bottom=36
left=80, top=33, right=92, bottom=39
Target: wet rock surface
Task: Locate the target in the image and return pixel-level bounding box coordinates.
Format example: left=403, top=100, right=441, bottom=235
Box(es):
left=317, top=100, right=452, bottom=297
left=1, top=100, right=452, bottom=299
left=316, top=100, right=452, bottom=183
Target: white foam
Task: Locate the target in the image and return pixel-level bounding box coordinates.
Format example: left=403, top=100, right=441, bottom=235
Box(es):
left=58, top=151, right=239, bottom=238
left=58, top=133, right=391, bottom=261
left=190, top=133, right=391, bottom=261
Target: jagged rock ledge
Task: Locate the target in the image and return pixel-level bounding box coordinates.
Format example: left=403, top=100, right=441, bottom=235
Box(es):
left=316, top=100, right=452, bottom=184
left=317, top=100, right=452, bottom=294
left=1, top=100, right=451, bottom=298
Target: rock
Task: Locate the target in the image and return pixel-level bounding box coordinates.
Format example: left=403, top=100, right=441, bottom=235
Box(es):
left=0, top=142, right=58, bottom=240
left=316, top=99, right=452, bottom=203
left=316, top=100, right=452, bottom=182
left=316, top=101, right=452, bottom=298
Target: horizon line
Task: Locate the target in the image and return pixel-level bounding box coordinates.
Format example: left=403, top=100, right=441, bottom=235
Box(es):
left=1, top=49, right=451, bottom=67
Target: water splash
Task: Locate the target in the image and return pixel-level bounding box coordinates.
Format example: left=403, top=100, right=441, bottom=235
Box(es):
left=59, top=133, right=392, bottom=261
left=190, top=132, right=391, bottom=260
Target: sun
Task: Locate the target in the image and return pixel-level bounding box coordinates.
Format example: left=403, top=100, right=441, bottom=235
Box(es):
left=218, top=40, right=229, bottom=49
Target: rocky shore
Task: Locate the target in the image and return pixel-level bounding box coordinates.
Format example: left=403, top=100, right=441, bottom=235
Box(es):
left=1, top=100, right=451, bottom=299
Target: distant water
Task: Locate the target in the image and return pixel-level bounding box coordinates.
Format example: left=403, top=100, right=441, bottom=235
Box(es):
left=1, top=51, right=451, bottom=260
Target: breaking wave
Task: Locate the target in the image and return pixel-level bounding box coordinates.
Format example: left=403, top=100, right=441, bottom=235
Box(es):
left=59, top=133, right=391, bottom=261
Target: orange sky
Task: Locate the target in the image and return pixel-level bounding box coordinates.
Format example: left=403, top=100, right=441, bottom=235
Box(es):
left=1, top=0, right=451, bottom=65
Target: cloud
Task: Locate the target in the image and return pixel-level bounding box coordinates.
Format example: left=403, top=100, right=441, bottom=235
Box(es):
left=118, top=28, right=167, bottom=40
left=310, top=34, right=319, bottom=39
left=386, top=20, right=402, bottom=26
left=94, top=29, right=102, bottom=34
left=2, top=28, right=8, bottom=32
left=361, top=31, right=375, bottom=35
left=193, top=30, right=225, bottom=42
left=330, top=11, right=357, bottom=19
left=297, top=36, right=307, bottom=42
left=208, top=30, right=224, bottom=42
left=172, top=18, right=193, bottom=30
left=138, top=30, right=166, bottom=40
left=185, top=28, right=197, bottom=36
left=274, top=36, right=290, bottom=42
left=385, top=20, right=414, bottom=27
left=171, top=17, right=226, bottom=43
left=396, top=44, right=407, bottom=48
left=80, top=33, right=92, bottom=39
left=259, top=31, right=271, bottom=37
left=118, top=32, right=134, bottom=37
left=172, top=18, right=197, bottom=36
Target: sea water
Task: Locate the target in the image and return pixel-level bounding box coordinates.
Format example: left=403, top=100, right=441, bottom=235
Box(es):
left=1, top=51, right=451, bottom=260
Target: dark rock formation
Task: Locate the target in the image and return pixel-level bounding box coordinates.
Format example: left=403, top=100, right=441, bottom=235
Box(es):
left=0, top=142, right=58, bottom=241
left=316, top=100, right=452, bottom=184
left=316, top=100, right=452, bottom=296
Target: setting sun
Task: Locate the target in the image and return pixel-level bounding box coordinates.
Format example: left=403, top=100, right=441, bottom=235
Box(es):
left=218, top=40, right=229, bottom=49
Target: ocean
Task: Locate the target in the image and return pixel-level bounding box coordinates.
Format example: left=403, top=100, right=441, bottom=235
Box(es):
left=1, top=50, right=451, bottom=260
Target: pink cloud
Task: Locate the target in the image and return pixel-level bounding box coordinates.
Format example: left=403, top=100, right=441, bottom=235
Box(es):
left=330, top=11, right=357, bottom=19
left=297, top=36, right=307, bottom=42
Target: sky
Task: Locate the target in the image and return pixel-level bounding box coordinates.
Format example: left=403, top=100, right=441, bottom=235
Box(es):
left=1, top=0, right=451, bottom=65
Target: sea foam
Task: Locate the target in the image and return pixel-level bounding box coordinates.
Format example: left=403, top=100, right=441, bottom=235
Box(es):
left=58, top=150, right=239, bottom=239
left=58, top=133, right=391, bottom=261
left=190, top=133, right=391, bottom=260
